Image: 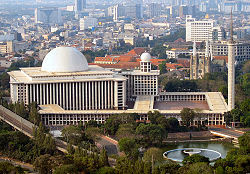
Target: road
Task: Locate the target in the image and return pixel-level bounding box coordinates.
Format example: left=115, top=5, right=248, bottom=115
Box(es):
left=0, top=156, right=35, bottom=173
left=209, top=127, right=243, bottom=138
left=0, top=105, right=68, bottom=152
left=97, top=137, right=118, bottom=155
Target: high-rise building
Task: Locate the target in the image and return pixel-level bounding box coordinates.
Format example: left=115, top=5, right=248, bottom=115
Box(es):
left=80, top=17, right=97, bottom=30
left=149, top=3, right=162, bottom=18
left=75, top=0, right=87, bottom=12
left=186, top=15, right=214, bottom=42
left=35, top=8, right=62, bottom=25
left=179, top=5, right=188, bottom=18
left=111, top=4, right=126, bottom=21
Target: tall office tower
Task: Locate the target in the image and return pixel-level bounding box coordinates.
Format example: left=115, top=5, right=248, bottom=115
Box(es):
left=179, top=5, right=188, bottom=18
left=125, top=4, right=142, bottom=19
left=149, top=3, right=162, bottom=18
left=186, top=16, right=214, bottom=42
left=75, top=0, right=87, bottom=12
left=227, top=12, right=235, bottom=111
left=136, top=4, right=143, bottom=19
left=112, top=4, right=126, bottom=21
left=35, top=8, right=62, bottom=25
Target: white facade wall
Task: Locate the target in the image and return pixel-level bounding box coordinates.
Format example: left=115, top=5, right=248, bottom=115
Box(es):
left=80, top=17, right=97, bottom=30
left=186, top=16, right=214, bottom=42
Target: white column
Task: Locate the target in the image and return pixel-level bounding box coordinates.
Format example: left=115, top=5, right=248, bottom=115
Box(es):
left=108, top=81, right=110, bottom=109
left=88, top=82, right=91, bottom=109
left=111, top=81, right=114, bottom=108
left=49, top=83, right=52, bottom=104
left=46, top=83, right=49, bottom=104
left=59, top=83, right=62, bottom=106
left=104, top=81, right=107, bottom=109
left=85, top=82, right=87, bottom=110
left=228, top=42, right=235, bottom=111
left=123, top=81, right=126, bottom=108
left=114, top=81, right=118, bottom=109
left=91, top=82, right=94, bottom=109
left=53, top=83, right=56, bottom=104
left=72, top=82, right=75, bottom=109
left=62, top=83, right=65, bottom=109
left=101, top=81, right=104, bottom=109
left=39, top=84, right=42, bottom=104
left=33, top=84, right=36, bottom=102
left=66, top=83, right=69, bottom=110
left=95, top=81, right=97, bottom=109
left=56, top=83, right=59, bottom=104
left=98, top=81, right=101, bottom=109
left=69, top=83, right=72, bottom=110
left=79, top=82, right=82, bottom=110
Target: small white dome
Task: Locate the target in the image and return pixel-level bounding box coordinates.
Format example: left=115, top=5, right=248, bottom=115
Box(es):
left=41, top=47, right=88, bottom=73
left=140, top=52, right=151, bottom=62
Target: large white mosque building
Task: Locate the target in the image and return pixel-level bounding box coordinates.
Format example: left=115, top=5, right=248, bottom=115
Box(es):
left=8, top=47, right=228, bottom=126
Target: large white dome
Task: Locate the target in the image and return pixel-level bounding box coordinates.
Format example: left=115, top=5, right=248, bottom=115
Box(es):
left=140, top=52, right=151, bottom=62
left=41, top=47, right=88, bottom=73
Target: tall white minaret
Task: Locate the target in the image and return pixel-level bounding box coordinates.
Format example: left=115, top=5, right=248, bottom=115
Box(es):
left=228, top=10, right=235, bottom=111
left=193, top=41, right=198, bottom=79
left=205, top=40, right=209, bottom=58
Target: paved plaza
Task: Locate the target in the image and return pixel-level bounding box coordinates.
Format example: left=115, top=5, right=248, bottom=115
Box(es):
left=154, top=101, right=210, bottom=110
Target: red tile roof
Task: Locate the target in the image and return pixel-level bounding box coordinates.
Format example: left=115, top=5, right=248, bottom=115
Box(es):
left=127, top=47, right=146, bottom=56
left=165, top=63, right=183, bottom=70
left=90, top=62, right=140, bottom=69
left=177, top=59, right=190, bottom=68
left=95, top=55, right=136, bottom=62
left=213, top=56, right=228, bottom=63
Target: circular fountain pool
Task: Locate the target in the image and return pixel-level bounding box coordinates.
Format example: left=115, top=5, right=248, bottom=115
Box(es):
left=163, top=148, right=221, bottom=163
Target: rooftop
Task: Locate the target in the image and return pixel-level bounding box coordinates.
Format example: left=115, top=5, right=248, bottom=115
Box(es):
left=39, top=92, right=228, bottom=115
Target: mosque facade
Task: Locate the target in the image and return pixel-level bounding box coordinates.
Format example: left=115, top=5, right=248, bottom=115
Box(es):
left=8, top=47, right=228, bottom=126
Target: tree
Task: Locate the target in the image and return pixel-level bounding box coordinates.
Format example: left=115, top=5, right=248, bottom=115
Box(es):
left=96, top=166, right=116, bottom=174
left=29, top=102, right=40, bottom=125
left=234, top=155, right=250, bottom=173
left=33, top=154, right=54, bottom=174
left=153, top=162, right=180, bottom=174
left=238, top=132, right=250, bottom=153
left=115, top=124, right=135, bottom=139
left=166, top=117, right=180, bottom=132
left=99, top=149, right=109, bottom=167
left=148, top=111, right=162, bottom=124
left=61, top=125, right=82, bottom=145
left=180, top=108, right=196, bottom=127
left=182, top=154, right=209, bottom=165
left=118, top=138, right=138, bottom=159
left=159, top=61, right=167, bottom=74
left=0, top=161, right=24, bottom=174
left=143, top=147, right=163, bottom=164
left=136, top=123, right=166, bottom=147
left=179, top=162, right=213, bottom=174
left=53, top=164, right=78, bottom=174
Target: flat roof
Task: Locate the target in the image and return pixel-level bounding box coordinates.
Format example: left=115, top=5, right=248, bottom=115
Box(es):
left=8, top=65, right=127, bottom=83
left=39, top=92, right=228, bottom=115
left=19, top=65, right=113, bottom=78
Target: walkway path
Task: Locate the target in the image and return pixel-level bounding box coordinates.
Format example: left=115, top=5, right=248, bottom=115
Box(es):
left=209, top=126, right=243, bottom=139
left=0, top=156, right=35, bottom=173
